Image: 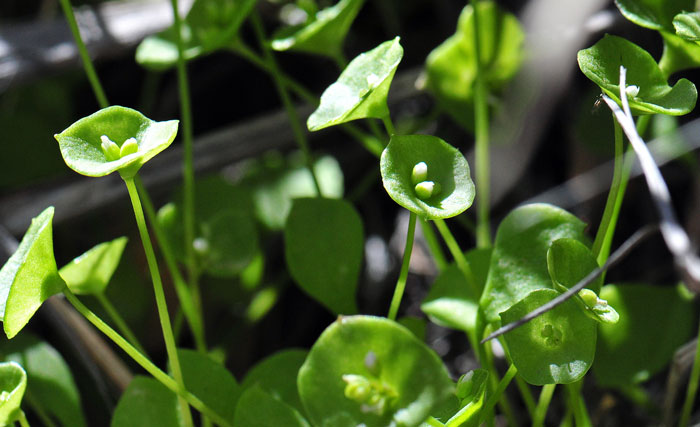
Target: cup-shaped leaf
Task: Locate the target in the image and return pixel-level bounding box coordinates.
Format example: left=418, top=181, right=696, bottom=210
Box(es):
left=271, top=0, right=364, bottom=60
left=547, top=238, right=601, bottom=293
left=54, top=106, right=179, bottom=179
left=594, top=283, right=694, bottom=386
left=674, top=12, right=700, bottom=41
left=307, top=37, right=403, bottom=131
left=111, top=376, right=182, bottom=427
left=0, top=362, right=26, bottom=426
left=479, top=204, right=587, bottom=324
left=59, top=237, right=127, bottom=295
left=3, top=333, right=86, bottom=427
left=381, top=134, right=475, bottom=219
left=615, top=0, right=694, bottom=31
left=298, top=315, right=454, bottom=427
left=285, top=198, right=363, bottom=315
left=0, top=207, right=66, bottom=339
left=577, top=35, right=697, bottom=116
left=425, top=1, right=524, bottom=130
left=501, top=288, right=597, bottom=385
left=235, top=385, right=310, bottom=427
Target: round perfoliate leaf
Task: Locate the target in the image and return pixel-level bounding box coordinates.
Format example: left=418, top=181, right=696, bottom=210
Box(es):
left=0, top=207, right=66, bottom=339
left=285, top=198, right=363, bottom=315
left=577, top=35, right=697, bottom=116
left=59, top=237, right=128, bottom=295
left=298, top=315, right=454, bottom=427
left=54, top=106, right=179, bottom=179
left=501, top=288, right=597, bottom=385
left=381, top=134, right=474, bottom=219
left=307, top=37, right=403, bottom=131
left=0, top=362, right=26, bottom=426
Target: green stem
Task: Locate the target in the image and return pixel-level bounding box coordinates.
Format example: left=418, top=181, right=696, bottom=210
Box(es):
left=425, top=417, right=445, bottom=427
left=533, top=384, right=556, bottom=427
left=419, top=219, right=447, bottom=271
left=123, top=178, right=193, bottom=427
left=135, top=177, right=206, bottom=353
left=432, top=219, right=478, bottom=295
left=515, top=375, right=537, bottom=418
left=479, top=364, right=518, bottom=425
left=388, top=212, right=417, bottom=320
left=57, top=0, right=109, bottom=109
left=566, top=382, right=591, bottom=427
left=95, top=292, right=147, bottom=355
left=680, top=315, right=700, bottom=427
left=250, top=11, right=323, bottom=197
left=382, top=115, right=396, bottom=137
left=17, top=411, right=30, bottom=427
left=63, top=290, right=232, bottom=427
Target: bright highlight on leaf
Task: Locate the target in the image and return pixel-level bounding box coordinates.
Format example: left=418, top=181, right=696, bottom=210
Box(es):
left=0, top=362, right=27, bottom=426
left=381, top=134, right=475, bottom=219
left=59, top=237, right=128, bottom=295
left=54, top=106, right=179, bottom=179
left=307, top=37, right=403, bottom=131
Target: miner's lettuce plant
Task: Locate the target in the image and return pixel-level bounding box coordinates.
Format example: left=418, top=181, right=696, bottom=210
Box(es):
left=2, top=0, right=700, bottom=426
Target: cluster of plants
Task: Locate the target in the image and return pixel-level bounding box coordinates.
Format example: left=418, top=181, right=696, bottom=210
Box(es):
left=2, top=0, right=700, bottom=425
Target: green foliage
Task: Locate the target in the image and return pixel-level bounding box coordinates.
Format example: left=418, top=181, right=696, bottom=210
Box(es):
left=546, top=238, right=601, bottom=293
left=53, top=106, right=179, bottom=179
left=271, top=0, right=364, bottom=60
left=285, top=198, right=363, bottom=314
left=111, top=377, right=182, bottom=427
left=674, top=12, right=700, bottom=40
left=444, top=369, right=488, bottom=427
left=380, top=135, right=475, bottom=219
left=577, top=35, right=697, bottom=115
left=298, top=315, right=454, bottom=427
left=0, top=361, right=26, bottom=425
left=500, top=289, right=597, bottom=385
left=234, top=385, right=310, bottom=427
left=614, top=0, right=694, bottom=31
left=425, top=1, right=524, bottom=130
left=307, top=37, right=403, bottom=131
left=0, top=207, right=65, bottom=339
left=59, top=237, right=128, bottom=295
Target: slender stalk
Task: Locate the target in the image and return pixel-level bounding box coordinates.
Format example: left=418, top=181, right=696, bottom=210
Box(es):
left=17, top=411, right=30, bottom=427
left=515, top=375, right=537, bottom=418
left=63, top=291, right=232, bottom=427
left=432, top=219, right=478, bottom=294
left=680, top=316, right=700, bottom=427
left=135, top=177, right=206, bottom=352
left=57, top=0, right=109, bottom=108
left=95, top=292, right=147, bottom=355
left=478, top=364, right=518, bottom=425
left=419, top=219, right=447, bottom=271
left=250, top=11, right=323, bottom=197
left=388, top=212, right=417, bottom=320
left=123, top=178, right=193, bottom=427
left=382, top=115, right=396, bottom=137
left=425, top=417, right=445, bottom=427
left=566, top=382, right=591, bottom=427
left=533, top=384, right=556, bottom=427
left=469, top=0, right=491, bottom=248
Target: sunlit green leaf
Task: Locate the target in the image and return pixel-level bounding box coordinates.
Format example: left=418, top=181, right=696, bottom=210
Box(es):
left=577, top=35, right=697, bottom=116
left=308, top=37, right=403, bottom=131
left=615, top=0, right=693, bottom=31
left=298, top=315, right=454, bottom=427
left=111, top=377, right=182, bottom=427
left=240, top=349, right=308, bottom=415
left=285, top=198, right=363, bottom=314
left=674, top=11, right=700, bottom=41
left=659, top=31, right=700, bottom=75
left=234, top=385, right=310, bottom=427
left=445, top=369, right=488, bottom=427
left=0, top=362, right=26, bottom=426
left=54, top=106, right=179, bottom=179
left=546, top=238, right=601, bottom=293
left=59, top=237, right=127, bottom=295
left=0, top=207, right=65, bottom=339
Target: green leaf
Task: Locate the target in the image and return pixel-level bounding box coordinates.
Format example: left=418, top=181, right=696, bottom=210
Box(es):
left=54, top=106, right=179, bottom=179
left=285, top=198, right=363, bottom=314
left=445, top=369, right=488, bottom=427
left=298, top=315, right=454, bottom=427
left=59, top=237, right=128, bottom=295
left=240, top=349, right=308, bottom=415
left=659, top=31, right=700, bottom=76
left=234, top=385, right=310, bottom=427
left=479, top=204, right=587, bottom=324
left=381, top=134, right=475, bottom=219
left=615, top=0, right=694, bottom=31
left=500, top=288, right=597, bottom=385
left=271, top=0, right=364, bottom=60
left=0, top=362, right=26, bottom=425
left=425, top=1, right=524, bottom=130
left=397, top=316, right=427, bottom=341
left=594, top=283, right=695, bottom=386
left=307, top=37, right=403, bottom=131
left=3, top=333, right=86, bottom=427
left=111, top=376, right=182, bottom=427
left=0, top=207, right=66, bottom=339
left=674, top=11, right=700, bottom=40
left=546, top=238, right=602, bottom=293
left=199, top=209, right=259, bottom=277
left=136, top=0, right=256, bottom=70
left=421, top=248, right=491, bottom=333
left=577, top=35, right=697, bottom=116
left=178, top=349, right=240, bottom=425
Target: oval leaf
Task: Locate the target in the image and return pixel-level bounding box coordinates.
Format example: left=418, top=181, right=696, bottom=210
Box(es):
left=271, top=0, right=364, bottom=60
left=381, top=134, right=475, bottom=219
left=200, top=209, right=259, bottom=277
left=615, top=0, right=694, bottom=31
left=546, top=238, right=601, bottom=293
left=54, top=106, right=179, bottom=179
left=59, top=237, right=127, bottom=295
left=240, top=349, right=308, bottom=415
left=0, top=362, right=26, bottom=426
left=111, top=376, right=182, bottom=427
left=500, top=288, right=597, bottom=385
left=577, top=35, right=697, bottom=116
left=0, top=207, right=66, bottom=339
left=298, top=315, right=454, bottom=427
left=479, top=204, right=587, bottom=324
left=307, top=37, right=403, bottom=131
left=234, top=385, right=310, bottom=427
left=285, top=198, right=363, bottom=314
left=674, top=11, right=700, bottom=41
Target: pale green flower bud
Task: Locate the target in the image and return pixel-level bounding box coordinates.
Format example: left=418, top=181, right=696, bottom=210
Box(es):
left=411, top=162, right=428, bottom=185
left=415, top=181, right=441, bottom=200
left=119, top=137, right=139, bottom=157
left=578, top=288, right=598, bottom=308
left=100, top=135, right=121, bottom=161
